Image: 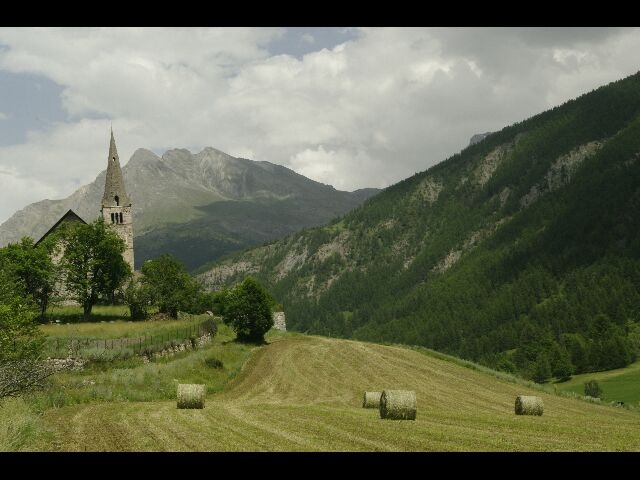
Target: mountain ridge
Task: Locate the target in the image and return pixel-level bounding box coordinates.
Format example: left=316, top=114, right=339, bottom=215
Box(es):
left=0, top=147, right=379, bottom=270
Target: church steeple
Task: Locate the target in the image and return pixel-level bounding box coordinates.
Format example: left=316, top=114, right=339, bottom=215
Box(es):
left=100, top=129, right=135, bottom=271
left=102, top=128, right=131, bottom=208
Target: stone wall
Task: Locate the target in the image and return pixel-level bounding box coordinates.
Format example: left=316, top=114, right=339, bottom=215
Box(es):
left=272, top=311, right=286, bottom=331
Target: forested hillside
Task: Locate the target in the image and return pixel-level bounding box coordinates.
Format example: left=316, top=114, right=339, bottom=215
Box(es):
left=200, top=72, right=640, bottom=381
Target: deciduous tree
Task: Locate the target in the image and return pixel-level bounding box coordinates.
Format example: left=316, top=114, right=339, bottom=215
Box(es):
left=60, top=218, right=131, bottom=321
left=223, top=277, right=274, bottom=343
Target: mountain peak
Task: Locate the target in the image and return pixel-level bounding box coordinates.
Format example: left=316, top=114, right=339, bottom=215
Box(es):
left=0, top=145, right=379, bottom=269
left=199, top=146, right=232, bottom=157
left=127, top=148, right=161, bottom=167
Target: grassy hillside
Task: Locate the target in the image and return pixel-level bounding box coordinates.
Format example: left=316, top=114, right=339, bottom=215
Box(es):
left=199, top=71, right=640, bottom=381
left=556, top=361, right=640, bottom=405
left=5, top=333, right=639, bottom=451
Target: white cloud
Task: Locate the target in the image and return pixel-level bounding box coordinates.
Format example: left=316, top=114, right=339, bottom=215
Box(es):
left=1, top=27, right=640, bottom=225
left=0, top=166, right=59, bottom=223
left=289, top=145, right=383, bottom=191
left=302, top=33, right=315, bottom=44
left=0, top=112, right=8, bottom=120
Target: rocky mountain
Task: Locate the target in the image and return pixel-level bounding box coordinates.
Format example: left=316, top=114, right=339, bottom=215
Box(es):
left=468, top=132, right=493, bottom=146
left=199, top=71, right=640, bottom=381
left=0, top=147, right=379, bottom=270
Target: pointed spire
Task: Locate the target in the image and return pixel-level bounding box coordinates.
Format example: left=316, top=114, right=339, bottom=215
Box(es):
left=101, top=128, right=130, bottom=207
left=109, top=126, right=118, bottom=162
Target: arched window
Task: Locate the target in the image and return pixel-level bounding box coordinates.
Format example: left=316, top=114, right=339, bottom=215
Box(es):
left=119, top=212, right=123, bottom=224
left=114, top=195, right=119, bottom=206
left=110, top=213, right=115, bottom=224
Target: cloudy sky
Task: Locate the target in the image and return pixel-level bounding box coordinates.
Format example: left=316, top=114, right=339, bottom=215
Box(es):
left=1, top=27, right=639, bottom=224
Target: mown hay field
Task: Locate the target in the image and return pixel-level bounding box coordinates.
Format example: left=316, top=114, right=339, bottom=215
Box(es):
left=27, top=335, right=640, bottom=451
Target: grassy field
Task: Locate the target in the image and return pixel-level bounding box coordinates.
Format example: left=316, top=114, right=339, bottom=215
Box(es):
left=0, top=397, right=41, bottom=452
left=6, top=333, right=639, bottom=451
left=40, top=308, right=213, bottom=359
left=41, top=313, right=204, bottom=340
left=46, top=305, right=137, bottom=323
left=32, top=322, right=260, bottom=407
left=555, top=361, right=640, bottom=406
left=40, top=315, right=207, bottom=341
left=1, top=320, right=263, bottom=451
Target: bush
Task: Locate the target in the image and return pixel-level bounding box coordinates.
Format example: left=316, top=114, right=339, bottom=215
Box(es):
left=0, top=268, right=53, bottom=398
left=123, top=278, right=151, bottom=320
left=200, top=318, right=218, bottom=337
left=205, top=357, right=224, bottom=369
left=86, top=347, right=134, bottom=363
left=584, top=380, right=603, bottom=399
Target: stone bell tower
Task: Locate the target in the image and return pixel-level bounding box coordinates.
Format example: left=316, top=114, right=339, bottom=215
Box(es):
left=101, top=128, right=134, bottom=271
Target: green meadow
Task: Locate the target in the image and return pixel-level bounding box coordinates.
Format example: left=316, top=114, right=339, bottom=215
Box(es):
left=555, top=361, right=640, bottom=406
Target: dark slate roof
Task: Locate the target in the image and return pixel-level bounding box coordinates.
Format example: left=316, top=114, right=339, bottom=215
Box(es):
left=34, top=209, right=87, bottom=246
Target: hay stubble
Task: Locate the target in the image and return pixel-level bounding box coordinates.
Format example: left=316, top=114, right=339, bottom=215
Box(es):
left=35, top=336, right=640, bottom=451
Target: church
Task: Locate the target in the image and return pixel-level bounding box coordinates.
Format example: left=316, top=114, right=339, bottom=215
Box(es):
left=35, top=130, right=135, bottom=271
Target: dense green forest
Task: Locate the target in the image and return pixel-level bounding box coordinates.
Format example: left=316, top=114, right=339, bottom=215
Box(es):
left=199, top=72, right=640, bottom=382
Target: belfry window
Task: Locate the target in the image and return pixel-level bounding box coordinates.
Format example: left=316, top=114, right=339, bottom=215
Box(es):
left=115, top=195, right=119, bottom=206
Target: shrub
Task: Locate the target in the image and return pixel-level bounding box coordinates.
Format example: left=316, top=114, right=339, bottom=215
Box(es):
left=123, top=278, right=151, bottom=320
left=200, top=318, right=218, bottom=337
left=204, top=357, right=224, bottom=369
left=584, top=380, right=603, bottom=399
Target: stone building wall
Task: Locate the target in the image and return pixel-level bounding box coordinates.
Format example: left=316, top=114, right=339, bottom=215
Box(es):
left=272, top=311, right=287, bottom=331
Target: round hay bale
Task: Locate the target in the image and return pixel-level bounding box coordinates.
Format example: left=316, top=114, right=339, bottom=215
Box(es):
left=379, top=390, right=416, bottom=420
left=177, top=383, right=205, bottom=409
left=362, top=391, right=382, bottom=408
left=515, top=395, right=543, bottom=416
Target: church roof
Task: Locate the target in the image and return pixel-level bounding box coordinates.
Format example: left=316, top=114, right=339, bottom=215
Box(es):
left=101, top=129, right=131, bottom=207
left=34, top=209, right=87, bottom=246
